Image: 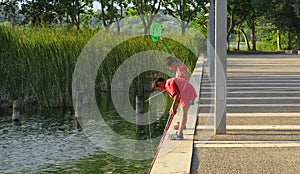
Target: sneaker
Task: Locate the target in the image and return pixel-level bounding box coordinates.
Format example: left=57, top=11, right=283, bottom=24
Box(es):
left=169, top=132, right=184, bottom=140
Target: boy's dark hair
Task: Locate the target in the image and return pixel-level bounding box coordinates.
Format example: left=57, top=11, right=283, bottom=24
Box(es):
left=164, top=56, right=178, bottom=66
left=152, top=77, right=166, bottom=88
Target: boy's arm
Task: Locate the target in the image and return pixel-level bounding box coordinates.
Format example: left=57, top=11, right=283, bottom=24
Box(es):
left=182, top=68, right=191, bottom=80
left=177, top=65, right=191, bottom=80
left=170, top=93, right=180, bottom=115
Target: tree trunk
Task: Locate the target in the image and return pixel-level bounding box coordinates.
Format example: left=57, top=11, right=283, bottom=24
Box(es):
left=140, top=14, right=149, bottom=35
left=226, top=28, right=233, bottom=51
left=251, top=26, right=257, bottom=51
left=226, top=14, right=234, bottom=51
left=75, top=0, right=80, bottom=29
left=116, top=20, right=120, bottom=33
left=144, top=24, right=150, bottom=35
left=181, top=22, right=187, bottom=36
left=105, top=25, right=111, bottom=32
left=77, top=9, right=80, bottom=29
left=227, top=39, right=230, bottom=51
left=277, top=30, right=282, bottom=51
left=66, top=12, right=69, bottom=24
left=144, top=14, right=155, bottom=35
left=237, top=25, right=241, bottom=51
left=240, top=28, right=250, bottom=51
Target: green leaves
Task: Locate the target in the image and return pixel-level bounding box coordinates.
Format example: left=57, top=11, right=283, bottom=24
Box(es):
left=0, top=25, right=95, bottom=107
left=162, top=0, right=206, bottom=35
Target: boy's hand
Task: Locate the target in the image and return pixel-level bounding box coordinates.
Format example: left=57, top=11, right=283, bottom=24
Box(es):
left=170, top=107, right=177, bottom=115
left=170, top=93, right=179, bottom=115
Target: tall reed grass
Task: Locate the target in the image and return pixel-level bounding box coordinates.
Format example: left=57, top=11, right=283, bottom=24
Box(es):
left=0, top=24, right=94, bottom=108
left=0, top=23, right=200, bottom=108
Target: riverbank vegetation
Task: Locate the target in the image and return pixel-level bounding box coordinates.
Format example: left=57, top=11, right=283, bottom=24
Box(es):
left=0, top=24, right=93, bottom=108
left=0, top=0, right=299, bottom=108
left=0, top=24, right=199, bottom=108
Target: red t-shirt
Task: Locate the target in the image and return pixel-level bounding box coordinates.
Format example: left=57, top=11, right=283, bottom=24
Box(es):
left=176, top=64, right=189, bottom=80
left=165, top=78, right=197, bottom=107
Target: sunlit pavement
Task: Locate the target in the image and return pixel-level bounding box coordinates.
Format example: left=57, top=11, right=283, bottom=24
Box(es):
left=192, top=54, right=300, bottom=174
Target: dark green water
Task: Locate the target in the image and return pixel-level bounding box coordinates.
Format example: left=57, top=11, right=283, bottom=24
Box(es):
left=0, top=93, right=169, bottom=174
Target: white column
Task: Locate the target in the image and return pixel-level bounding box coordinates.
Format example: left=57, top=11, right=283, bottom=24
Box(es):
left=214, top=0, right=227, bottom=134
left=208, top=0, right=215, bottom=82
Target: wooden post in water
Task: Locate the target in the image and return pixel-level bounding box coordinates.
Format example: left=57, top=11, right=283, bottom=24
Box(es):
left=75, top=91, right=84, bottom=130
left=12, top=100, right=21, bottom=126
left=136, top=95, right=144, bottom=133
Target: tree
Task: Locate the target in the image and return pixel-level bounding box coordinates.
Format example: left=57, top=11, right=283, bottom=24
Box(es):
left=128, top=0, right=162, bottom=35
left=190, top=10, right=207, bottom=37
left=113, top=0, right=128, bottom=33
left=18, top=0, right=93, bottom=28
left=296, top=0, right=300, bottom=50
left=0, top=0, right=19, bottom=25
left=98, top=0, right=115, bottom=31
left=97, top=0, right=128, bottom=32
left=245, top=0, right=263, bottom=51
left=163, top=0, right=206, bottom=36
left=57, top=0, right=94, bottom=29
left=19, top=0, right=56, bottom=25
left=227, top=0, right=253, bottom=50
left=256, top=0, right=300, bottom=50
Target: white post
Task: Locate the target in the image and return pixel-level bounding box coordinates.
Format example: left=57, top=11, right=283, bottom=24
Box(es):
left=208, top=0, right=215, bottom=82
left=214, top=0, right=227, bottom=134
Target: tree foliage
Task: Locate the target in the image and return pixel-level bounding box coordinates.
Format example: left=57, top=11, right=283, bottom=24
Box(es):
left=1, top=0, right=300, bottom=50
left=0, top=0, right=19, bottom=24
left=254, top=0, right=300, bottom=49
left=128, top=0, right=162, bottom=35
left=163, top=0, right=206, bottom=36
left=97, top=0, right=128, bottom=32
left=1, top=0, right=93, bottom=28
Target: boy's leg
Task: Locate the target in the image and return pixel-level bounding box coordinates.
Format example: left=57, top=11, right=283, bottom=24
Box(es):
left=173, top=107, right=181, bottom=129
left=178, top=105, right=190, bottom=135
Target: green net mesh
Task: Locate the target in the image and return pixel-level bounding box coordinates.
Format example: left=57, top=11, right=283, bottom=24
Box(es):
left=150, top=22, right=163, bottom=42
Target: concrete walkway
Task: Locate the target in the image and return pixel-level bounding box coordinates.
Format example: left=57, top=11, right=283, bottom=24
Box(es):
left=192, top=54, right=300, bottom=174
left=149, top=54, right=300, bottom=174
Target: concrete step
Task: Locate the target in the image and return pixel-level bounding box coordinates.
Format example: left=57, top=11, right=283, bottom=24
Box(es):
left=198, top=106, right=300, bottom=113
left=199, top=99, right=300, bottom=105
left=198, top=114, right=300, bottom=125
left=200, top=93, right=300, bottom=98
left=195, top=128, right=300, bottom=141
left=194, top=141, right=300, bottom=148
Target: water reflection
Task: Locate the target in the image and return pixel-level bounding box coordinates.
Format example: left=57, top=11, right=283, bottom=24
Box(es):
left=0, top=110, right=98, bottom=173
left=0, top=92, right=168, bottom=173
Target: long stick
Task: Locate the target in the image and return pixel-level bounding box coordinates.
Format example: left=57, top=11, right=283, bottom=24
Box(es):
left=145, top=90, right=165, bottom=102
left=161, top=38, right=172, bottom=55
left=148, top=113, right=175, bottom=174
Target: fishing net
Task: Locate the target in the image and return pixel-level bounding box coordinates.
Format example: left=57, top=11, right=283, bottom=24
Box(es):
left=150, top=21, right=163, bottom=42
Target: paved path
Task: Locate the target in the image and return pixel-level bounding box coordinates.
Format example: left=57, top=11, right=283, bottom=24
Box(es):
left=192, top=54, right=300, bottom=174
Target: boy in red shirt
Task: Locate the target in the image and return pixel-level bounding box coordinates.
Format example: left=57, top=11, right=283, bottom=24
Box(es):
left=164, top=56, right=191, bottom=129
left=164, top=56, right=191, bottom=80
left=152, top=77, right=197, bottom=140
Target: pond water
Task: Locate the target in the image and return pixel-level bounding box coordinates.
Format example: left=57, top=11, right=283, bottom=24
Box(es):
left=0, top=93, right=169, bottom=174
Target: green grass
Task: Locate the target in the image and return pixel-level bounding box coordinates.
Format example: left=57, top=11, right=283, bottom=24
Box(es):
left=0, top=24, right=199, bottom=108
left=0, top=24, right=94, bottom=108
